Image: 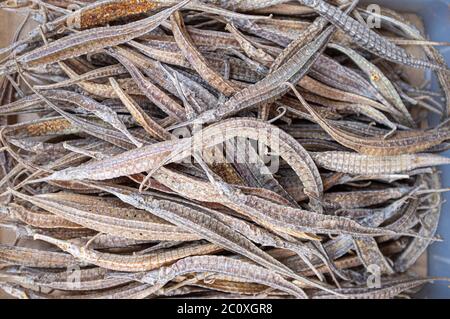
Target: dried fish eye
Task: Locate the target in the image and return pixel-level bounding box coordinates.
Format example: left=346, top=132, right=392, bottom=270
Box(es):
left=370, top=72, right=381, bottom=82
left=67, top=4, right=80, bottom=12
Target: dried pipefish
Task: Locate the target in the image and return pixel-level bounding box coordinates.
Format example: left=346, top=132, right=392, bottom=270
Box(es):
left=109, top=77, right=173, bottom=141
left=0, top=0, right=191, bottom=76
left=66, top=0, right=164, bottom=29
left=0, top=281, right=158, bottom=299
left=9, top=189, right=201, bottom=241
left=181, top=24, right=338, bottom=126
left=328, top=43, right=415, bottom=127
left=298, top=0, right=446, bottom=70
left=359, top=8, right=450, bottom=118
left=33, top=64, right=127, bottom=90
left=109, top=255, right=308, bottom=298
left=171, top=11, right=237, bottom=96
left=312, top=277, right=449, bottom=299
left=287, top=83, right=450, bottom=155
left=107, top=48, right=187, bottom=121
left=1, top=202, right=83, bottom=229
left=82, top=182, right=321, bottom=282
left=225, top=23, right=274, bottom=67
left=34, top=233, right=221, bottom=272
left=310, top=152, right=450, bottom=175
left=0, top=244, right=86, bottom=268
left=0, top=266, right=132, bottom=291
left=395, top=173, right=443, bottom=272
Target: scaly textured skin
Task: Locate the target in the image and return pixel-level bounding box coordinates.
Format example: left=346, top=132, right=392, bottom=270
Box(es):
left=205, top=208, right=337, bottom=280
left=311, top=151, right=450, bottom=175
left=309, top=55, right=386, bottom=102
left=0, top=95, right=46, bottom=116
left=34, top=64, right=127, bottom=90
left=11, top=190, right=200, bottom=242
left=296, top=91, right=397, bottom=131
left=88, top=183, right=302, bottom=280
left=121, top=255, right=308, bottom=298
left=322, top=187, right=411, bottom=209
left=222, top=189, right=407, bottom=237
left=328, top=43, right=414, bottom=126
left=3, top=203, right=83, bottom=229
left=1, top=116, right=77, bottom=137
left=298, top=76, right=403, bottom=119
left=395, top=173, right=442, bottom=272
left=1, top=281, right=158, bottom=299
left=152, top=167, right=290, bottom=207
left=200, top=0, right=291, bottom=11
left=229, top=17, right=292, bottom=47
left=111, top=46, right=218, bottom=111
left=69, top=234, right=154, bottom=250
left=225, top=23, right=274, bottom=67
left=0, top=0, right=190, bottom=76
left=232, top=139, right=299, bottom=206
left=352, top=236, right=394, bottom=275
left=171, top=11, right=237, bottom=96
left=192, top=24, right=336, bottom=125
left=43, top=118, right=323, bottom=210
left=128, top=40, right=263, bottom=85
left=297, top=239, right=406, bottom=277
left=42, top=88, right=142, bottom=147
left=56, top=63, right=144, bottom=98
left=2, top=222, right=97, bottom=241
left=34, top=233, right=220, bottom=272
left=162, top=118, right=324, bottom=211
left=109, top=77, right=173, bottom=141
left=42, top=139, right=179, bottom=181
left=270, top=16, right=327, bottom=73
left=312, top=278, right=441, bottom=299
left=0, top=245, right=83, bottom=268
left=40, top=109, right=142, bottom=150
left=67, top=0, right=163, bottom=29
left=298, top=0, right=446, bottom=70
left=361, top=9, right=450, bottom=115
left=108, top=48, right=187, bottom=121
left=0, top=1, right=448, bottom=300
left=191, top=279, right=272, bottom=296
left=0, top=266, right=131, bottom=291
left=289, top=85, right=450, bottom=155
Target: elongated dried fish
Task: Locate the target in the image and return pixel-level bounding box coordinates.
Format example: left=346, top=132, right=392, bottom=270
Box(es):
left=0, top=0, right=449, bottom=300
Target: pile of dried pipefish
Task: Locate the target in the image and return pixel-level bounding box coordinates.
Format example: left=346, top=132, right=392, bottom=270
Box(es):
left=0, top=0, right=450, bottom=299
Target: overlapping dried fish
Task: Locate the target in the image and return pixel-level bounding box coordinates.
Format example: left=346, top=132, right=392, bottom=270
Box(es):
left=0, top=0, right=449, bottom=299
